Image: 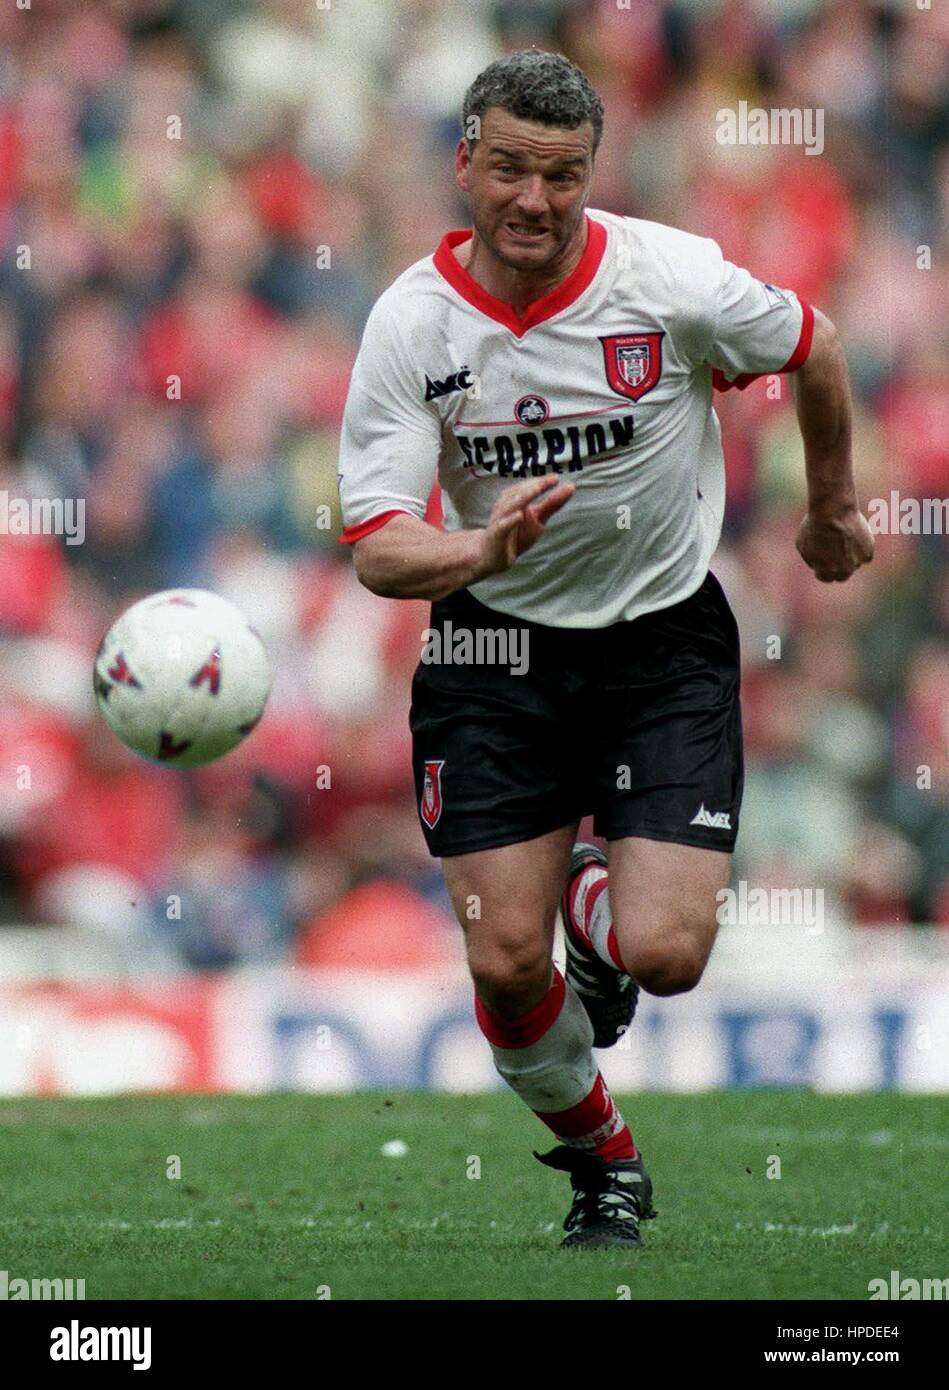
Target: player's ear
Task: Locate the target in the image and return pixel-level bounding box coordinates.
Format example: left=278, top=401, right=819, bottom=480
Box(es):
left=455, top=137, right=472, bottom=193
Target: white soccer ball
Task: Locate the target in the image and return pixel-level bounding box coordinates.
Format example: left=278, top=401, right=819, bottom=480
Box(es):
left=93, top=589, right=271, bottom=767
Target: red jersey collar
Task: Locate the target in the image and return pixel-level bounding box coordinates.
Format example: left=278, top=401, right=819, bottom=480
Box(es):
left=432, top=215, right=607, bottom=337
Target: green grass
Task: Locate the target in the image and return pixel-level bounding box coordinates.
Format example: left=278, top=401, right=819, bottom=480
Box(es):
left=0, top=1092, right=944, bottom=1300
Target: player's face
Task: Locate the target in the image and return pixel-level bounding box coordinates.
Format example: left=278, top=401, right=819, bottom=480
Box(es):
left=456, top=108, right=595, bottom=272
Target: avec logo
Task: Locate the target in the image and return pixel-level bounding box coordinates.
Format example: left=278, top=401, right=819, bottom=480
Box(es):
left=424, top=366, right=475, bottom=401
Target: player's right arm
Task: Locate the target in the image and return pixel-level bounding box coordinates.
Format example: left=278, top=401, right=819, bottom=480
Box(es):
left=351, top=476, right=574, bottom=601
left=337, top=295, right=572, bottom=601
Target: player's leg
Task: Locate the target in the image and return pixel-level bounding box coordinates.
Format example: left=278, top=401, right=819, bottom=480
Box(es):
left=441, top=823, right=638, bottom=1158
left=410, top=585, right=655, bottom=1245
left=560, top=841, right=641, bottom=1044
left=567, top=569, right=743, bottom=1027
left=440, top=824, right=655, bottom=1247
left=441, top=823, right=576, bottom=1018
left=589, top=836, right=731, bottom=993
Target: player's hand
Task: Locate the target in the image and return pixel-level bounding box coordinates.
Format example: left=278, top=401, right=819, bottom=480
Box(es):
left=475, top=475, right=575, bottom=579
left=795, top=505, right=874, bottom=582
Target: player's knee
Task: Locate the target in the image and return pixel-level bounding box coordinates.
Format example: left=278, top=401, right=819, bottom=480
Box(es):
left=627, top=931, right=708, bottom=997
left=469, top=937, right=551, bottom=1018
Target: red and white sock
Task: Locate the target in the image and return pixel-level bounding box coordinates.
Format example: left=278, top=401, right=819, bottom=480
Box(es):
left=475, top=968, right=637, bottom=1162
left=567, top=865, right=626, bottom=972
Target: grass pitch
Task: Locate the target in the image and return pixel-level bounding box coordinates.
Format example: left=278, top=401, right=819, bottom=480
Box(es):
left=0, top=1091, right=944, bottom=1300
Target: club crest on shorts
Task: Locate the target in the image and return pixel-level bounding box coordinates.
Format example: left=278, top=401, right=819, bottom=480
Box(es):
left=600, top=331, right=664, bottom=401
left=420, top=759, right=445, bottom=829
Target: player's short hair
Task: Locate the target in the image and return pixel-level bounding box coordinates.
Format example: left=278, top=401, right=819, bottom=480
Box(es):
left=462, top=49, right=604, bottom=154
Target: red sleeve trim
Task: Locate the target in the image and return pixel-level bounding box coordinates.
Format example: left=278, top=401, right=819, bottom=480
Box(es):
left=338, top=509, right=411, bottom=545
left=781, top=298, right=815, bottom=373
left=712, top=299, right=815, bottom=393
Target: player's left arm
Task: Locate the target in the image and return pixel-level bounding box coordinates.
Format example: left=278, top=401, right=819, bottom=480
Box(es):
left=791, top=307, right=874, bottom=582
left=701, top=244, right=873, bottom=584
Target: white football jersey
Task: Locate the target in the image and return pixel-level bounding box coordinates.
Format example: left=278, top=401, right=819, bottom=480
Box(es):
left=338, top=208, right=813, bottom=628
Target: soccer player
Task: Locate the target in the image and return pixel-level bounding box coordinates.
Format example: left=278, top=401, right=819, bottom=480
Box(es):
left=338, top=50, right=873, bottom=1248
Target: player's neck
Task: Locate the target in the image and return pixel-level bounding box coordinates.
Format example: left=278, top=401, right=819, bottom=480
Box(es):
left=457, top=218, right=589, bottom=316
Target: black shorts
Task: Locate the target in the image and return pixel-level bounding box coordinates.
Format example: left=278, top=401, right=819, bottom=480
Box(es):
left=409, top=571, right=743, bottom=858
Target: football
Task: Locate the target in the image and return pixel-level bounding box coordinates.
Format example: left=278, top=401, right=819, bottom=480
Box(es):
left=93, top=589, right=271, bottom=767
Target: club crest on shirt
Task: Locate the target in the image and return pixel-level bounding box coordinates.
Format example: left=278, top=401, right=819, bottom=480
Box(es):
left=600, top=331, right=664, bottom=401
left=420, top=759, right=445, bottom=828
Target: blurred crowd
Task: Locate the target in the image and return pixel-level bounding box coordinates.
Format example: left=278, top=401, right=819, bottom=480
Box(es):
left=0, top=0, right=946, bottom=968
